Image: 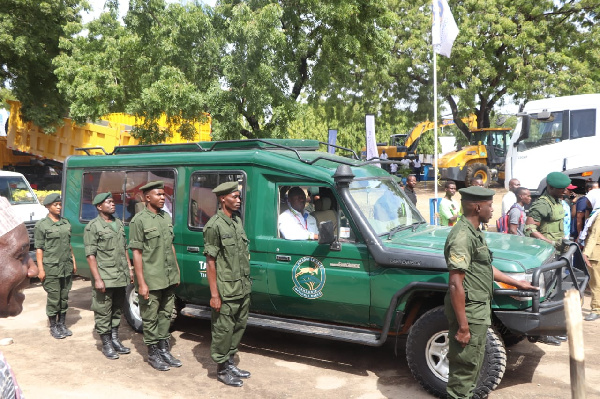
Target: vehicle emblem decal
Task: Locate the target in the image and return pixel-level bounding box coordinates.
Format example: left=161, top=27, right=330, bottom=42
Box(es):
left=292, top=256, right=326, bottom=299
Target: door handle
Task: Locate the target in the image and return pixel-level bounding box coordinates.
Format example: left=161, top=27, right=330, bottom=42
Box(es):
left=276, top=255, right=291, bottom=262
left=187, top=246, right=200, bottom=253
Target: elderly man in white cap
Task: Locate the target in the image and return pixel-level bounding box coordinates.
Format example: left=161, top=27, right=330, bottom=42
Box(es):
left=0, top=197, right=39, bottom=397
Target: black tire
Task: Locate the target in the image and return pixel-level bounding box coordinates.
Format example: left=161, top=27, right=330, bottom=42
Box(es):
left=123, top=283, right=179, bottom=333
left=406, top=307, right=507, bottom=398
left=466, top=163, right=490, bottom=187
left=124, top=283, right=143, bottom=333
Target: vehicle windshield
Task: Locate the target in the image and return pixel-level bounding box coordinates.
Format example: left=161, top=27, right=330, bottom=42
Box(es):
left=0, top=176, right=38, bottom=205
left=348, top=178, right=424, bottom=236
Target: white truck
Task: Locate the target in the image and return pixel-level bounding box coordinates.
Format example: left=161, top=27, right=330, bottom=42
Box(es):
left=505, top=94, right=600, bottom=194
left=0, top=171, right=48, bottom=251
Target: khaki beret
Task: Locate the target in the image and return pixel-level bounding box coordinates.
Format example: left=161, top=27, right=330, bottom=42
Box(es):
left=43, top=193, right=61, bottom=206
left=140, top=180, right=164, bottom=193
left=212, top=181, right=240, bottom=196
left=546, top=172, right=571, bottom=189
left=459, top=186, right=495, bottom=202
left=92, top=192, right=112, bottom=206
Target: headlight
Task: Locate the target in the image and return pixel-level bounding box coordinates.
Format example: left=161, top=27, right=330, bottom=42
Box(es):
left=495, top=272, right=546, bottom=301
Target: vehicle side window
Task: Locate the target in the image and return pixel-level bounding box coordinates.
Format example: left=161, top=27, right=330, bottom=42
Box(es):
left=188, top=171, right=245, bottom=230
left=81, top=171, right=127, bottom=221
left=570, top=109, right=596, bottom=139
left=124, top=170, right=176, bottom=222
left=80, top=169, right=175, bottom=222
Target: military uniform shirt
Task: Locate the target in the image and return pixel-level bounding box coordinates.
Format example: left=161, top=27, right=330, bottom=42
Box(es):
left=527, top=193, right=564, bottom=244
left=34, top=215, right=73, bottom=277
left=203, top=210, right=251, bottom=301
left=84, top=215, right=129, bottom=288
left=129, top=208, right=179, bottom=291
left=444, top=217, right=494, bottom=325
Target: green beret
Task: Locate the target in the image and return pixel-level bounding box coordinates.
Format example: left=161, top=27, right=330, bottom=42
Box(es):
left=140, top=180, right=164, bottom=193
left=92, top=192, right=112, bottom=206
left=459, top=186, right=495, bottom=202
left=43, top=193, right=61, bottom=206
left=546, top=172, right=571, bottom=189
left=212, top=181, right=240, bottom=196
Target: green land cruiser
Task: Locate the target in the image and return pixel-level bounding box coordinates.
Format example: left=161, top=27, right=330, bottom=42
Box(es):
left=63, top=139, right=588, bottom=398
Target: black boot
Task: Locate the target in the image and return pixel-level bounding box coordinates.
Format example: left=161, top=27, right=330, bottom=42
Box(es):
left=111, top=327, right=131, bottom=354
left=147, top=345, right=170, bottom=371
left=57, top=313, right=72, bottom=337
left=48, top=315, right=66, bottom=339
left=157, top=339, right=182, bottom=367
left=217, top=362, right=243, bottom=387
left=101, top=334, right=119, bottom=359
left=228, top=355, right=251, bottom=378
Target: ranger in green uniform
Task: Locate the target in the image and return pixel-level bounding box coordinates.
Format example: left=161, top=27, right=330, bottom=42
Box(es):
left=84, top=192, right=133, bottom=359
left=34, top=193, right=77, bottom=340
left=525, top=171, right=572, bottom=248
left=445, top=186, right=536, bottom=398
left=204, top=181, right=251, bottom=387
left=129, top=181, right=181, bottom=371
left=525, top=171, right=572, bottom=346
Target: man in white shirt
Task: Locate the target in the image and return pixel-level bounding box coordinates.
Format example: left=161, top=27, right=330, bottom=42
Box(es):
left=501, top=178, right=520, bottom=216
left=390, top=162, right=398, bottom=175
left=412, top=157, right=422, bottom=182
left=279, top=187, right=319, bottom=240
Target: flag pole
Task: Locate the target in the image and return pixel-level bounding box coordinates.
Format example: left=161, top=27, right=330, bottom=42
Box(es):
left=433, top=37, right=439, bottom=222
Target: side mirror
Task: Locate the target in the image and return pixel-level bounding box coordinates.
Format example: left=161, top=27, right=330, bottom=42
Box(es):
left=516, top=115, right=530, bottom=143
left=318, top=220, right=336, bottom=245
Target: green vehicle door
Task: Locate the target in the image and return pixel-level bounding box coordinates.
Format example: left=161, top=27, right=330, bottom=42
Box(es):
left=264, top=184, right=371, bottom=326
left=176, top=168, right=272, bottom=311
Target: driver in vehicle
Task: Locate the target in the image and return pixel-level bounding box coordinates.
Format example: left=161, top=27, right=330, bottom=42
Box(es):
left=278, top=187, right=319, bottom=240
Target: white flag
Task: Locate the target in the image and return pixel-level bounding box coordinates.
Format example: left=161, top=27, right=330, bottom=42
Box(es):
left=432, top=0, right=459, bottom=58
left=365, top=115, right=380, bottom=168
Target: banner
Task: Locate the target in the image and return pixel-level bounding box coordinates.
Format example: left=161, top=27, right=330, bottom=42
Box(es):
left=432, top=0, right=459, bottom=58
left=327, top=129, right=337, bottom=154
left=365, top=115, right=380, bottom=167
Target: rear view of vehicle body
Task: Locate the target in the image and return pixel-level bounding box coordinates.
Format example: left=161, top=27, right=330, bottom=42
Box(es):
left=63, top=139, right=587, bottom=397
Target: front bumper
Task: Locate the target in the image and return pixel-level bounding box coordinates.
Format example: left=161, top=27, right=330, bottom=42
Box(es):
left=438, top=167, right=465, bottom=182
left=492, top=243, right=588, bottom=336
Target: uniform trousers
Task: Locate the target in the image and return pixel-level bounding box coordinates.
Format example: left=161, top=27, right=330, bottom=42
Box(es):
left=139, top=284, right=177, bottom=345
left=91, top=286, right=126, bottom=335
left=447, top=321, right=488, bottom=399
left=42, top=275, right=72, bottom=317
left=588, top=259, right=600, bottom=312
left=211, top=295, right=250, bottom=364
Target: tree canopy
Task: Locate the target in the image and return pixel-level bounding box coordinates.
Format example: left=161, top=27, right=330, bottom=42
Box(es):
left=3, top=0, right=600, bottom=151
left=0, top=0, right=87, bottom=128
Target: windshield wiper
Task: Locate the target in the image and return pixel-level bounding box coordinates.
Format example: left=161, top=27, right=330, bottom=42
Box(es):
left=411, top=221, right=427, bottom=232
left=380, top=221, right=427, bottom=240
left=380, top=224, right=413, bottom=240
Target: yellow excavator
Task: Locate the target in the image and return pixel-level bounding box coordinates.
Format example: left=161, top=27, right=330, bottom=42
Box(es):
left=366, top=114, right=478, bottom=160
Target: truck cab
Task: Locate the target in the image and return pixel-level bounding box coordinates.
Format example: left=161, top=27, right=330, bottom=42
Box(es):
left=0, top=170, right=48, bottom=250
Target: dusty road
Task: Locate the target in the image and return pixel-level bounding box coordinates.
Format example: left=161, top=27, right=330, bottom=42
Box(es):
left=2, top=182, right=600, bottom=399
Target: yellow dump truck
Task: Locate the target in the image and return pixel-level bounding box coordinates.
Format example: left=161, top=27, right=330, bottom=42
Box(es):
left=2, top=101, right=211, bottom=188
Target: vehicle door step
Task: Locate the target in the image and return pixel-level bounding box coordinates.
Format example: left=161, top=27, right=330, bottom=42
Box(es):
left=180, top=304, right=382, bottom=345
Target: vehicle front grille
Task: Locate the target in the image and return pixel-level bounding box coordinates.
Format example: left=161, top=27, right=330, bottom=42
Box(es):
left=24, top=221, right=36, bottom=251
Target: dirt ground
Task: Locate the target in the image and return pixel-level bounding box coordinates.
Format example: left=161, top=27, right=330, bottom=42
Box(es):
left=2, top=181, right=600, bottom=399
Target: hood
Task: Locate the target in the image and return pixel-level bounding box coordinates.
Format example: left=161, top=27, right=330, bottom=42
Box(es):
left=383, top=225, right=555, bottom=273
left=10, top=203, right=48, bottom=223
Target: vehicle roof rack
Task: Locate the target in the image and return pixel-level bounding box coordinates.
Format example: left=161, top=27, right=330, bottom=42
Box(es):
left=76, top=139, right=372, bottom=169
